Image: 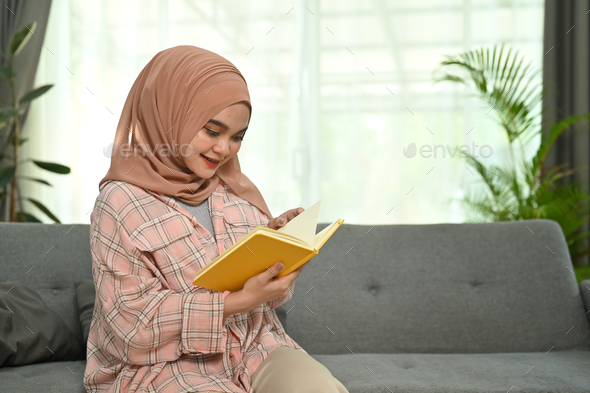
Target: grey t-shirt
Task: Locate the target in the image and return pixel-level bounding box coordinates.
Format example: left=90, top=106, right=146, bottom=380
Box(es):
left=173, top=196, right=216, bottom=242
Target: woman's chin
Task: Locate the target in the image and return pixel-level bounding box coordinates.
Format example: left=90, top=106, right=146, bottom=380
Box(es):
left=193, top=167, right=217, bottom=178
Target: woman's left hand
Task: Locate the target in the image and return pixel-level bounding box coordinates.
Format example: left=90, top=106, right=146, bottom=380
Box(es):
left=266, top=207, right=304, bottom=230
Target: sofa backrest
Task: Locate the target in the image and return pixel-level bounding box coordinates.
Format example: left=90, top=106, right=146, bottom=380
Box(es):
left=2, top=219, right=589, bottom=355
left=286, top=219, right=590, bottom=354
left=0, top=223, right=92, bottom=340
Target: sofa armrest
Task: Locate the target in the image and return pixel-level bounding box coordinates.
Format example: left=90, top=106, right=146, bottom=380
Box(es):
left=581, top=279, right=590, bottom=326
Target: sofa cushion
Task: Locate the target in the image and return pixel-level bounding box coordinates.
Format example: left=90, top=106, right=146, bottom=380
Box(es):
left=287, top=219, right=590, bottom=354
left=1, top=352, right=588, bottom=393
left=0, top=223, right=93, bottom=340
left=311, top=350, right=590, bottom=392
left=0, top=282, right=85, bottom=366
left=74, top=279, right=96, bottom=345
left=0, top=360, right=86, bottom=393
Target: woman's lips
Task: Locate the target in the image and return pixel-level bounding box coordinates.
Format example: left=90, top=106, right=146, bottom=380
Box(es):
left=201, top=154, right=220, bottom=167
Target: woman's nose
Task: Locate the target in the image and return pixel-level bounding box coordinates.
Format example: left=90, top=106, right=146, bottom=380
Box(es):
left=213, top=141, right=230, bottom=155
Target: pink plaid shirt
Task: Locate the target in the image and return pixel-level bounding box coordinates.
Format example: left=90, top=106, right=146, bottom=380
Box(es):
left=84, top=179, right=307, bottom=393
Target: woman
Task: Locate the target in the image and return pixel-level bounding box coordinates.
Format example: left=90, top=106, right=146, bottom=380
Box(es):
left=83, top=45, right=349, bottom=393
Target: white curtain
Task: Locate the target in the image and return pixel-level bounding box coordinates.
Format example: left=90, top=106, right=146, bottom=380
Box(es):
left=21, top=0, right=544, bottom=225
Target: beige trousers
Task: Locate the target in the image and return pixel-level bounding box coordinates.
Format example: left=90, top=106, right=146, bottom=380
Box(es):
left=250, top=346, right=349, bottom=393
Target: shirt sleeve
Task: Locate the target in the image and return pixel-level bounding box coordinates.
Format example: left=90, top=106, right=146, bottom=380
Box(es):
left=91, top=203, right=231, bottom=366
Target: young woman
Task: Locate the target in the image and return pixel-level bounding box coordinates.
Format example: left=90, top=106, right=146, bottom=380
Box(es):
left=83, top=45, right=349, bottom=393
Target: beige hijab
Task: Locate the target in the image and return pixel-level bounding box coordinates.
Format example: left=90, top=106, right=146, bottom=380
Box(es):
left=99, top=45, right=273, bottom=219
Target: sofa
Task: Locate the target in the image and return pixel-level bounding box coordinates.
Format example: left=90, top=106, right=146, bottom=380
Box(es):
left=1, top=218, right=589, bottom=392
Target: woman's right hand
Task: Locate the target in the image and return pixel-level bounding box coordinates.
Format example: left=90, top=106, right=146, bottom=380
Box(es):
left=241, top=261, right=309, bottom=309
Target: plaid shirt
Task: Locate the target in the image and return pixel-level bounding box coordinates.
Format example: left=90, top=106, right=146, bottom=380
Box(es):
left=84, top=179, right=307, bottom=393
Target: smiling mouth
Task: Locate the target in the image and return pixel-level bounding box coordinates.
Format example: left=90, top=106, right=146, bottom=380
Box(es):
left=201, top=154, right=220, bottom=163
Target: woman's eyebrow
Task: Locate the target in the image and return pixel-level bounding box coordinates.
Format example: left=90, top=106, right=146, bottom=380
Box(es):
left=207, top=119, right=248, bottom=134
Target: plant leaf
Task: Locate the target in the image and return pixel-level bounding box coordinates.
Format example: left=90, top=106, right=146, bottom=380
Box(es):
left=0, top=165, right=16, bottom=188
left=10, top=137, right=28, bottom=147
left=8, top=22, right=37, bottom=57
left=435, top=43, right=590, bottom=264
left=19, top=176, right=52, bottom=187
left=0, top=107, right=21, bottom=121
left=535, top=113, right=590, bottom=168
left=32, top=160, right=71, bottom=174
left=25, top=197, right=60, bottom=223
left=15, top=211, right=42, bottom=223
left=434, top=43, right=542, bottom=146
left=19, top=84, right=53, bottom=105
left=0, top=65, right=12, bottom=82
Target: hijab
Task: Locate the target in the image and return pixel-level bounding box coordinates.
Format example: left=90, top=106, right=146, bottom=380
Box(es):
left=99, top=45, right=273, bottom=219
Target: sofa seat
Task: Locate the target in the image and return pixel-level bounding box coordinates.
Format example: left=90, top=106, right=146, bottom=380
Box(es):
left=0, top=360, right=87, bottom=393
left=2, top=351, right=588, bottom=393
left=311, top=350, right=590, bottom=393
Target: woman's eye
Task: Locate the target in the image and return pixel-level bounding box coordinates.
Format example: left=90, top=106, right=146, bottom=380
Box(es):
left=205, top=128, right=244, bottom=142
left=205, top=128, right=219, bottom=137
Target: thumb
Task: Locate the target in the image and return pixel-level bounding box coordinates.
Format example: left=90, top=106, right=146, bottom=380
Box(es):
left=269, top=262, right=284, bottom=278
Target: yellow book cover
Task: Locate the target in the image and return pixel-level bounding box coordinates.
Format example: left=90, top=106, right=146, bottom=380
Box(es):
left=192, top=200, right=344, bottom=293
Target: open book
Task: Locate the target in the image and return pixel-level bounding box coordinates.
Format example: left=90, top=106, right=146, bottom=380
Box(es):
left=192, top=200, right=344, bottom=293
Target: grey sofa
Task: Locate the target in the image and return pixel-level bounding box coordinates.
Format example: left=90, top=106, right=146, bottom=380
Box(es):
left=1, top=218, right=589, bottom=392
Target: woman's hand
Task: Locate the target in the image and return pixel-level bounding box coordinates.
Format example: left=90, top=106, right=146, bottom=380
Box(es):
left=241, top=260, right=310, bottom=309
left=232, top=207, right=306, bottom=310
left=266, top=207, right=305, bottom=230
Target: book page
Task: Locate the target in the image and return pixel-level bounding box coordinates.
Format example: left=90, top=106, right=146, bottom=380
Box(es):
left=314, top=221, right=336, bottom=249
left=276, top=200, right=321, bottom=247
left=313, top=219, right=344, bottom=250
left=255, top=227, right=312, bottom=248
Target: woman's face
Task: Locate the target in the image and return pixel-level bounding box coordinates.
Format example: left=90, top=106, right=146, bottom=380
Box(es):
left=185, top=102, right=250, bottom=178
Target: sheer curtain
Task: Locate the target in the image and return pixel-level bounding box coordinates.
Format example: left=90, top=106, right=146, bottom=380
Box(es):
left=22, top=0, right=544, bottom=225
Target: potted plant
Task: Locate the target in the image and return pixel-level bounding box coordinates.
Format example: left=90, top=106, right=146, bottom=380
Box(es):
left=0, top=22, right=70, bottom=223
left=434, top=43, right=590, bottom=284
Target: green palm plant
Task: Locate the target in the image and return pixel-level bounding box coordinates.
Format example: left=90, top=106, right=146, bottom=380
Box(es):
left=0, top=22, right=70, bottom=223
left=434, top=43, right=590, bottom=273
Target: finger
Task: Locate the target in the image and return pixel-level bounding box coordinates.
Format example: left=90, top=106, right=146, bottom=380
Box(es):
left=267, top=216, right=285, bottom=230
left=270, top=207, right=305, bottom=229
left=265, top=262, right=284, bottom=279
left=270, top=218, right=281, bottom=228
left=279, top=211, right=294, bottom=223
left=292, top=207, right=304, bottom=217
left=284, top=207, right=304, bottom=222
